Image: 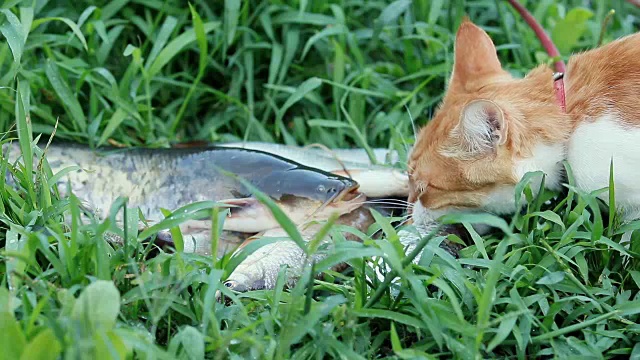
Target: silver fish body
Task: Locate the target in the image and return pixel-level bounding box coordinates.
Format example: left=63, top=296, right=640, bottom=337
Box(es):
left=159, top=228, right=248, bottom=258
left=222, top=206, right=382, bottom=292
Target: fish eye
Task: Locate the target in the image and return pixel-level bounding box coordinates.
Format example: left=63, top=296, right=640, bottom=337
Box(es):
left=317, top=185, right=326, bottom=193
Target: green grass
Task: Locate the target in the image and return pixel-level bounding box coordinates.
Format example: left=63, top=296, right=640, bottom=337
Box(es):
left=1, top=0, right=640, bottom=358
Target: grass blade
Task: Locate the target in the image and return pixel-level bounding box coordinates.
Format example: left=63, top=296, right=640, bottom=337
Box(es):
left=97, top=108, right=128, bottom=147
left=147, top=21, right=220, bottom=78
left=31, top=17, right=88, bottom=51
left=145, top=16, right=178, bottom=70
left=45, top=60, right=87, bottom=132
left=0, top=9, right=25, bottom=63
left=224, top=0, right=241, bottom=49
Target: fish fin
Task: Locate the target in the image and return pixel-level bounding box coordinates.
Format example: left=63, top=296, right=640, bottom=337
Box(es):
left=219, top=197, right=262, bottom=219
left=172, top=140, right=210, bottom=148
left=219, top=197, right=257, bottom=209
left=238, top=232, right=264, bottom=249
left=179, top=219, right=212, bottom=232
left=218, top=198, right=276, bottom=232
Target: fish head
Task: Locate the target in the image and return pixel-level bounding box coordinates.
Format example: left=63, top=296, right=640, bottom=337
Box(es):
left=220, top=170, right=365, bottom=232
left=274, top=187, right=366, bottom=226
left=258, top=167, right=360, bottom=203
left=263, top=168, right=366, bottom=225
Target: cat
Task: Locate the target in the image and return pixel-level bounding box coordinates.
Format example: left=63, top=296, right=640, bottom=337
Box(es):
left=407, top=18, right=640, bottom=237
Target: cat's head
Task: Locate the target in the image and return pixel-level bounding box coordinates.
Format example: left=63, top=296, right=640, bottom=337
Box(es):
left=407, top=18, right=566, bottom=230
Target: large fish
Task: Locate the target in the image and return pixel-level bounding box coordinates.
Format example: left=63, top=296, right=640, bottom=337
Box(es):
left=4, top=140, right=431, bottom=281
left=2, top=141, right=366, bottom=256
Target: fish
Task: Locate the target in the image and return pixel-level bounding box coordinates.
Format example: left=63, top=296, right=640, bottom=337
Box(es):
left=219, top=141, right=410, bottom=198
left=2, top=141, right=366, bottom=254
left=221, top=205, right=385, bottom=292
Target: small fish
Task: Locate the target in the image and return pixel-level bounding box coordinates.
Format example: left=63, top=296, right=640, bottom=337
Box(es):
left=221, top=206, right=383, bottom=292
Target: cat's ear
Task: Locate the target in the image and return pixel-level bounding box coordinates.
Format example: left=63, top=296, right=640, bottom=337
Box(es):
left=455, top=99, right=507, bottom=155
left=450, top=18, right=502, bottom=88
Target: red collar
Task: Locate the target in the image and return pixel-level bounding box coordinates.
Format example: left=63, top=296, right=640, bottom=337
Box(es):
left=553, top=72, right=566, bottom=112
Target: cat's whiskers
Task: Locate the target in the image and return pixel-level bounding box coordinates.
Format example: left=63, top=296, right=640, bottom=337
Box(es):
left=364, top=199, right=413, bottom=210
left=365, top=199, right=412, bottom=206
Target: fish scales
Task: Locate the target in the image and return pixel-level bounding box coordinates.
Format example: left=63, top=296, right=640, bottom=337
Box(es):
left=2, top=142, right=365, bottom=246
left=8, top=144, right=243, bottom=220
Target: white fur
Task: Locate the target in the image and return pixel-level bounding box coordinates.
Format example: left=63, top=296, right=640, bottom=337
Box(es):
left=480, top=184, right=523, bottom=215
left=477, top=143, right=565, bottom=232
left=412, top=200, right=492, bottom=235
left=567, top=114, right=640, bottom=221
left=411, top=201, right=449, bottom=225
left=515, top=142, right=566, bottom=192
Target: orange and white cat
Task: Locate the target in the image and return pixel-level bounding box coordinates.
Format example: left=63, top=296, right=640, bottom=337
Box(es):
left=407, top=18, right=640, bottom=235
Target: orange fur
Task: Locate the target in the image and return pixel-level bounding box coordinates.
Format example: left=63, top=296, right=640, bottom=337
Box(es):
left=408, top=18, right=640, bottom=221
